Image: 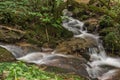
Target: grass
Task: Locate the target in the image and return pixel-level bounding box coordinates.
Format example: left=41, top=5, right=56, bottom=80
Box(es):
left=0, top=61, right=84, bottom=80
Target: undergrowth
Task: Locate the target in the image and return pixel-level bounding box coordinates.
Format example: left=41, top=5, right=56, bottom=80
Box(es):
left=0, top=61, right=84, bottom=80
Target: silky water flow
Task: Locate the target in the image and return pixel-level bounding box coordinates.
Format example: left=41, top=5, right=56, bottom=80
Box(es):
left=62, top=9, right=120, bottom=80
left=0, top=9, right=120, bottom=80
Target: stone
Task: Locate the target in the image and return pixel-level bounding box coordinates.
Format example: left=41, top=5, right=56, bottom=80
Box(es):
left=55, top=38, right=90, bottom=60
left=39, top=55, right=90, bottom=80
left=98, top=69, right=120, bottom=80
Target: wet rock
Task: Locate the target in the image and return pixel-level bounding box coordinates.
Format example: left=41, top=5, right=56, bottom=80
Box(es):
left=0, top=25, right=25, bottom=43
left=0, top=47, right=15, bottom=62
left=112, top=70, right=120, bottom=80
left=55, top=38, right=90, bottom=60
left=0, top=43, right=41, bottom=58
left=41, top=66, right=90, bottom=80
left=98, top=69, right=120, bottom=80
left=38, top=56, right=90, bottom=80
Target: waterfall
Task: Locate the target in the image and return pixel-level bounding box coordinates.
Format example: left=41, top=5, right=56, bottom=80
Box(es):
left=62, top=9, right=120, bottom=79
left=0, top=43, right=90, bottom=79
left=0, top=9, right=120, bottom=80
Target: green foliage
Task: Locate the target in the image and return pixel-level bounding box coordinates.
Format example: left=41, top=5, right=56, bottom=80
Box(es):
left=104, top=31, right=120, bottom=51
left=0, top=0, right=64, bottom=28
left=99, top=15, right=120, bottom=53
left=89, top=0, right=120, bottom=54
left=99, top=15, right=114, bottom=28
left=0, top=1, right=28, bottom=25
left=24, top=26, right=73, bottom=47
left=0, top=62, right=84, bottom=80
left=0, top=0, right=73, bottom=45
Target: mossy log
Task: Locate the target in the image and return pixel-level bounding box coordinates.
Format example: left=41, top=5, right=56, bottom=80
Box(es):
left=0, top=25, right=25, bottom=34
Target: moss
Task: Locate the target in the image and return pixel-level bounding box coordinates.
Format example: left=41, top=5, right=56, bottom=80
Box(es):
left=99, top=15, right=114, bottom=29
left=98, top=15, right=120, bottom=55
left=99, top=22, right=120, bottom=55
left=0, top=47, right=15, bottom=62
left=104, top=32, right=120, bottom=52
left=99, top=27, right=113, bottom=36
left=24, top=25, right=73, bottom=47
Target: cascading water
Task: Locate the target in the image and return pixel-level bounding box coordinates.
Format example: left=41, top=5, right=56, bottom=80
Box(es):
left=62, top=9, right=120, bottom=79
left=0, top=9, right=120, bottom=80
left=0, top=44, right=90, bottom=79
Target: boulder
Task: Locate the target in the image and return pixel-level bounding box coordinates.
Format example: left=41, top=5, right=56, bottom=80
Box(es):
left=55, top=38, right=91, bottom=60
left=39, top=55, right=90, bottom=80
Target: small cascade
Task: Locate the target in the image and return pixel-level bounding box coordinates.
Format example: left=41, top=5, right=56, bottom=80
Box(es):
left=0, top=9, right=120, bottom=80
left=0, top=43, right=73, bottom=64
left=0, top=44, right=25, bottom=58
left=0, top=44, right=90, bottom=79
left=62, top=9, right=120, bottom=79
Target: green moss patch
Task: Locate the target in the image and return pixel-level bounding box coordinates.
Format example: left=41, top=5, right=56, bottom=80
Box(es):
left=0, top=47, right=15, bottom=62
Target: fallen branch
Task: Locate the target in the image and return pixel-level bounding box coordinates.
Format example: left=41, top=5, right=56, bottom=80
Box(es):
left=0, top=25, right=25, bottom=34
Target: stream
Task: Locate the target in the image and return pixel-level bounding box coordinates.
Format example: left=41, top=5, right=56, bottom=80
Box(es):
left=62, top=9, right=120, bottom=80
left=0, top=9, right=120, bottom=80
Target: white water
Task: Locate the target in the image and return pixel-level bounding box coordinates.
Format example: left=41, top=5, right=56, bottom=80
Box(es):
left=0, top=44, right=91, bottom=78
left=0, top=9, right=120, bottom=80
left=0, top=44, right=76, bottom=65
left=62, top=10, right=120, bottom=79
left=0, top=45, right=25, bottom=58
left=17, top=52, right=74, bottom=65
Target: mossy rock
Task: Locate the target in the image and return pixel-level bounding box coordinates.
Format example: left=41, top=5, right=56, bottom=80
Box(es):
left=55, top=38, right=91, bottom=60
left=0, top=47, right=15, bottom=62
